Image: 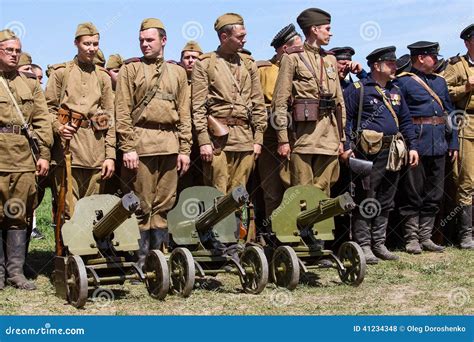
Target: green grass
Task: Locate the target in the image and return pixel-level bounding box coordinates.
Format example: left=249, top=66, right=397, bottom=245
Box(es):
left=0, top=190, right=472, bottom=315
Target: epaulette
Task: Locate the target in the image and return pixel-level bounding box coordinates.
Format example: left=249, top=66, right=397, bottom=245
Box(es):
left=19, top=71, right=37, bottom=79
left=396, top=71, right=413, bottom=78
left=256, top=60, right=272, bottom=68
left=448, top=54, right=461, bottom=65
left=198, top=52, right=213, bottom=61
left=167, top=60, right=185, bottom=69
left=124, top=57, right=141, bottom=64
left=286, top=45, right=304, bottom=54
left=48, top=62, right=67, bottom=70
left=238, top=52, right=254, bottom=61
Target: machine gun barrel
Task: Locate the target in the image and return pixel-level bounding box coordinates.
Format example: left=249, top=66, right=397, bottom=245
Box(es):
left=93, top=192, right=140, bottom=240
left=195, top=186, right=248, bottom=232
left=297, top=192, right=355, bottom=229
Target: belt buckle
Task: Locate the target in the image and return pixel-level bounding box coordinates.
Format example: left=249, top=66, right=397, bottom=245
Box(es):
left=12, top=125, right=21, bottom=134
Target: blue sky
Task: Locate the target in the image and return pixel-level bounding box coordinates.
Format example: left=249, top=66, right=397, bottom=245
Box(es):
left=0, top=0, right=473, bottom=78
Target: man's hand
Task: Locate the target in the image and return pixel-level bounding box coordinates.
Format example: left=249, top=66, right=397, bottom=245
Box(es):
left=349, top=61, right=363, bottom=74
left=409, top=150, right=419, bottom=168
left=177, top=154, right=191, bottom=176
left=449, top=149, right=458, bottom=163
left=466, top=76, right=474, bottom=92
left=338, top=142, right=344, bottom=155
left=253, top=144, right=262, bottom=160
left=36, top=158, right=49, bottom=176
left=339, top=149, right=354, bottom=164
left=58, top=123, right=77, bottom=140
left=123, top=151, right=139, bottom=170
left=101, top=159, right=115, bottom=179
left=200, top=144, right=213, bottom=162
left=277, top=143, right=291, bottom=159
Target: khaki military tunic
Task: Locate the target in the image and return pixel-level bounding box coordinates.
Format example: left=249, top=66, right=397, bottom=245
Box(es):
left=256, top=56, right=290, bottom=216
left=45, top=57, right=115, bottom=216
left=115, top=57, right=191, bottom=230
left=191, top=49, right=267, bottom=193
left=0, top=71, right=52, bottom=228
left=443, top=54, right=474, bottom=206
left=272, top=43, right=346, bottom=194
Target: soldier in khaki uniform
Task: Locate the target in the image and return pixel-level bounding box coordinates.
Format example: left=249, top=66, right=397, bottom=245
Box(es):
left=256, top=24, right=301, bottom=218
left=115, top=18, right=192, bottom=268
left=192, top=13, right=267, bottom=194
left=45, top=22, right=116, bottom=218
left=106, top=54, right=123, bottom=92
left=180, top=41, right=202, bottom=84
left=443, top=23, right=474, bottom=249
left=272, top=8, right=346, bottom=195
left=0, top=29, right=52, bottom=290
left=17, top=52, right=32, bottom=73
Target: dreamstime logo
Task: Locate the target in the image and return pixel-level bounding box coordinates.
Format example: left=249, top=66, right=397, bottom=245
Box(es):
left=359, top=198, right=381, bottom=219
left=359, top=21, right=381, bottom=41
left=269, top=111, right=292, bottom=131
left=448, top=287, right=470, bottom=307
left=447, top=110, right=470, bottom=131
left=4, top=21, right=27, bottom=39
left=4, top=198, right=26, bottom=219
left=91, top=287, right=114, bottom=308
left=181, top=21, right=204, bottom=41
left=181, top=198, right=203, bottom=219
left=270, top=288, right=292, bottom=307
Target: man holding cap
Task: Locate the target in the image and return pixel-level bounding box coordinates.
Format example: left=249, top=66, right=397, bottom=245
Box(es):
left=115, top=18, right=192, bottom=267
left=256, top=23, right=301, bottom=220
left=0, top=29, right=52, bottom=290
left=272, top=8, right=345, bottom=196
left=180, top=40, right=202, bottom=84
left=396, top=41, right=458, bottom=254
left=443, top=24, right=474, bottom=249
left=191, top=13, right=267, bottom=194
left=329, top=46, right=367, bottom=91
left=341, top=46, right=419, bottom=263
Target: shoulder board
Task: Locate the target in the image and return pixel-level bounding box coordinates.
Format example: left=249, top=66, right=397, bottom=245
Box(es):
left=286, top=45, right=304, bottom=54
left=396, top=71, right=414, bottom=78
left=124, top=57, right=142, bottom=64
left=167, top=59, right=179, bottom=65
left=48, top=62, right=67, bottom=71
left=256, top=60, right=272, bottom=68
left=238, top=52, right=254, bottom=62
left=198, top=52, right=213, bottom=61
left=19, top=71, right=37, bottom=80
left=448, top=54, right=461, bottom=65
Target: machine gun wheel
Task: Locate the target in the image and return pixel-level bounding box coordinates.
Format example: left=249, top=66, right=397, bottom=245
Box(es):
left=337, top=241, right=366, bottom=286
left=169, top=247, right=195, bottom=297
left=66, top=255, right=88, bottom=309
left=239, top=246, right=268, bottom=294
left=271, top=246, right=300, bottom=290
left=145, top=250, right=170, bottom=300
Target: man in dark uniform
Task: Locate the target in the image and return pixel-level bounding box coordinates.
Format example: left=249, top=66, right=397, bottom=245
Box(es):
left=396, top=41, right=458, bottom=254
left=329, top=46, right=367, bottom=91
left=341, top=46, right=419, bottom=264
left=396, top=54, right=411, bottom=75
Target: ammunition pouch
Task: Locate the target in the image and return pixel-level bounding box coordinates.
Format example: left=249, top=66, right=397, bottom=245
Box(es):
left=292, top=96, right=336, bottom=123
left=358, top=129, right=384, bottom=155
left=57, top=107, right=111, bottom=132
left=207, top=115, right=229, bottom=156
left=386, top=132, right=408, bottom=172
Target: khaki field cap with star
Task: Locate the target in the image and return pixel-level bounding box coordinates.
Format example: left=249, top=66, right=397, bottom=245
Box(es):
left=106, top=54, right=124, bottom=69
left=140, top=18, right=165, bottom=31
left=214, top=13, right=244, bottom=31
left=0, top=29, right=17, bottom=42
left=182, top=41, right=202, bottom=54
left=75, top=22, right=99, bottom=39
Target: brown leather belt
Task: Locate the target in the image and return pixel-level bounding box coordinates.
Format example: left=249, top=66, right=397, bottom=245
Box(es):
left=466, top=109, right=474, bottom=115
left=0, top=125, right=23, bottom=134
left=136, top=123, right=176, bottom=130
left=217, top=117, right=249, bottom=127
left=412, top=116, right=446, bottom=125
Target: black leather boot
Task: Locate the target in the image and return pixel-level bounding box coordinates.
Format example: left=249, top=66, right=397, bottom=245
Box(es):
left=6, top=229, right=36, bottom=290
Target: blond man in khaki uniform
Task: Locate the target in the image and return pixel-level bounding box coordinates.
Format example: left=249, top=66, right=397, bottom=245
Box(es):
left=115, top=18, right=192, bottom=267
left=257, top=24, right=301, bottom=218
left=45, top=22, right=115, bottom=218
left=443, top=23, right=474, bottom=249
left=0, top=29, right=52, bottom=290
left=272, top=8, right=346, bottom=195
left=192, top=13, right=267, bottom=194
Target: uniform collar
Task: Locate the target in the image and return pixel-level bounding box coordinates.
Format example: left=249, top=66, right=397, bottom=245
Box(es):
left=74, top=56, right=95, bottom=72
left=304, top=42, right=322, bottom=55
left=0, top=70, right=17, bottom=80
left=216, top=47, right=240, bottom=63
